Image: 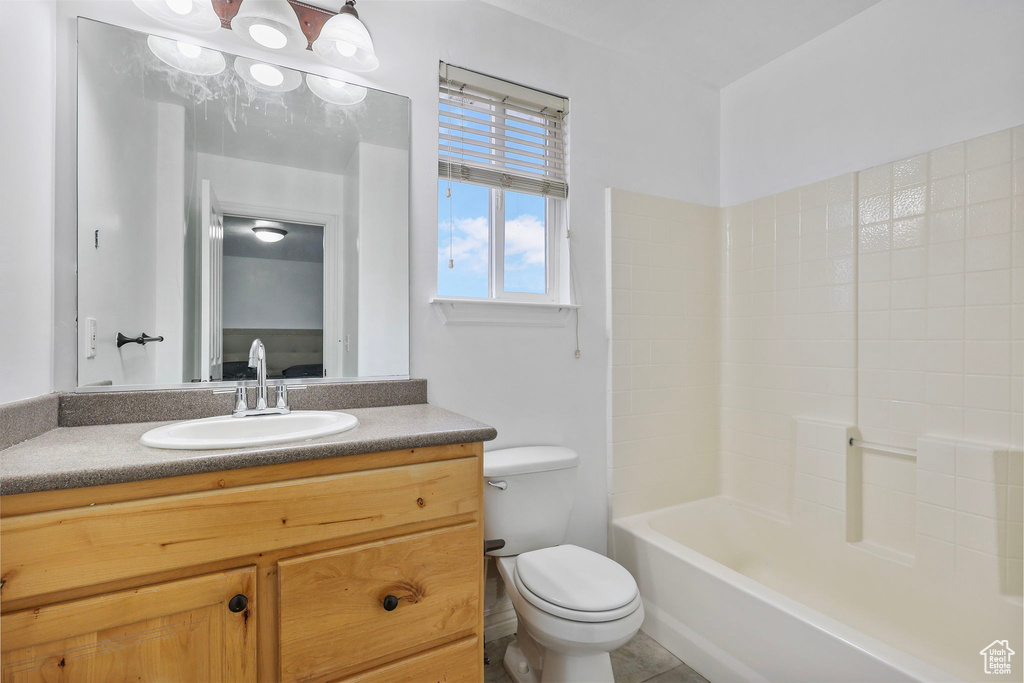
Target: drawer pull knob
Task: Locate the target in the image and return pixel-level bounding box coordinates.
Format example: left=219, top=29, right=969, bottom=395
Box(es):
left=228, top=594, right=248, bottom=613
left=382, top=594, right=400, bottom=611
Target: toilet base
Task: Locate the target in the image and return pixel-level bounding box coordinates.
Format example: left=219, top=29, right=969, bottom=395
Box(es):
left=503, top=634, right=616, bottom=683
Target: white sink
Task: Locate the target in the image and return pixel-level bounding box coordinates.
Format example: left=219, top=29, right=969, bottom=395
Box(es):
left=141, top=411, right=359, bottom=450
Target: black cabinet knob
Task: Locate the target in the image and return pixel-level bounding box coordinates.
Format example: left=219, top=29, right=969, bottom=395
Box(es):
left=228, top=594, right=248, bottom=613
left=382, top=594, right=399, bottom=611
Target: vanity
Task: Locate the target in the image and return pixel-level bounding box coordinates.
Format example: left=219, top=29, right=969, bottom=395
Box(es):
left=1, top=392, right=496, bottom=682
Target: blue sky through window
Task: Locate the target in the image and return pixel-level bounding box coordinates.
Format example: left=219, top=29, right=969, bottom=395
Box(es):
left=437, top=180, right=489, bottom=297
left=437, top=181, right=548, bottom=297
left=504, top=191, right=546, bottom=293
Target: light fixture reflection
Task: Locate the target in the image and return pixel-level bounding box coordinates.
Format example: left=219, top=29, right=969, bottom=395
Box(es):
left=231, top=0, right=307, bottom=53
left=253, top=227, right=288, bottom=243
left=233, top=57, right=302, bottom=92
left=312, top=1, right=379, bottom=72
left=147, top=35, right=226, bottom=76
left=131, top=0, right=221, bottom=33
left=306, top=74, right=367, bottom=106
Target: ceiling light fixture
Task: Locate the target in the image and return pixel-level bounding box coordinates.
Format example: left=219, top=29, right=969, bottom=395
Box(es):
left=312, top=0, right=379, bottom=72
left=231, top=0, right=307, bottom=53
left=305, top=74, right=367, bottom=106
left=147, top=35, right=226, bottom=76
left=131, top=0, right=221, bottom=33
left=234, top=57, right=302, bottom=91
left=253, top=227, right=288, bottom=242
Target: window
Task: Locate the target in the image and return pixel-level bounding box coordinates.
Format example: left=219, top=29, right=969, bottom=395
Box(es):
left=437, top=62, right=569, bottom=303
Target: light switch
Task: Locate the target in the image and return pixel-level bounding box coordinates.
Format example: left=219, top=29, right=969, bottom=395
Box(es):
left=86, top=317, right=97, bottom=358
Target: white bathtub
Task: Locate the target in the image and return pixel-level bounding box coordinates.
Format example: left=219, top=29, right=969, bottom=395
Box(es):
left=612, top=497, right=1023, bottom=683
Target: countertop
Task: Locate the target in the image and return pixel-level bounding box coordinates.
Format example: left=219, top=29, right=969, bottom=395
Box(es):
left=0, top=404, right=496, bottom=496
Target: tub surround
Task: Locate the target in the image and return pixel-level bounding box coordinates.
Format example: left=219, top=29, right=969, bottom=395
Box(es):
left=1, top=403, right=495, bottom=495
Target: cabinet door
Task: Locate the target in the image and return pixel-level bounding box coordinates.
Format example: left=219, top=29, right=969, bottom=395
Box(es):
left=279, top=525, right=481, bottom=682
left=1, top=567, right=256, bottom=683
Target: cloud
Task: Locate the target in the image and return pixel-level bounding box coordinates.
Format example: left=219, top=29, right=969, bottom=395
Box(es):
left=504, top=213, right=545, bottom=270
left=439, top=212, right=545, bottom=278
left=439, top=216, right=488, bottom=273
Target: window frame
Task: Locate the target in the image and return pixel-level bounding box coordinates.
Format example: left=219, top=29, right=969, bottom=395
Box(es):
left=489, top=187, right=562, bottom=303
left=436, top=63, right=568, bottom=306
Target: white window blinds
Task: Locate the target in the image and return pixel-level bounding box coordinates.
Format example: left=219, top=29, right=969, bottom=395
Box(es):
left=438, top=62, right=569, bottom=199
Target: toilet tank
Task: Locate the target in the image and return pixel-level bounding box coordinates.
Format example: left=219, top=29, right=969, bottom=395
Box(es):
left=483, top=446, right=579, bottom=556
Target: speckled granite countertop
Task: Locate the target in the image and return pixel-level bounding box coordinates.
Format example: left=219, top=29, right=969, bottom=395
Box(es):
left=0, top=404, right=496, bottom=495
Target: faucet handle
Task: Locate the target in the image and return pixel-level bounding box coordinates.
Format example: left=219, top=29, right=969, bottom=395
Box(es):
left=214, top=386, right=249, bottom=415
left=274, top=383, right=306, bottom=410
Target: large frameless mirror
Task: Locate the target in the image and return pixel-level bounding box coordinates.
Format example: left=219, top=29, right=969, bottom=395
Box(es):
left=76, top=18, right=410, bottom=389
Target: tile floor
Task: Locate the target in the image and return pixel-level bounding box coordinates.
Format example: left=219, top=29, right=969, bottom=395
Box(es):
left=484, top=631, right=709, bottom=683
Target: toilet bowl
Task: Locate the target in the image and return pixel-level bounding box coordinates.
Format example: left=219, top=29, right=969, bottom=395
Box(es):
left=484, top=446, right=644, bottom=683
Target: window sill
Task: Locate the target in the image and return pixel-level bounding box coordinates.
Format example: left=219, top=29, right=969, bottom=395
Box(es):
left=429, top=297, right=579, bottom=327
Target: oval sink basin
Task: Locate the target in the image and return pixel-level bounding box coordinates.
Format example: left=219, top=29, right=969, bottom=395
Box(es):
left=141, top=411, right=359, bottom=450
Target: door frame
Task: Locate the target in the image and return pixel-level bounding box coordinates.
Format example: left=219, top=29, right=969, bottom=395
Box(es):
left=218, top=201, right=340, bottom=377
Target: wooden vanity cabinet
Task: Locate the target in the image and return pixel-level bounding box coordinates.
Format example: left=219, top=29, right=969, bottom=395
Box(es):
left=0, top=443, right=485, bottom=683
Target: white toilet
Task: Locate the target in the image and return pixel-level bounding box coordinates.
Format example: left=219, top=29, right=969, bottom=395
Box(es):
left=484, top=446, right=644, bottom=683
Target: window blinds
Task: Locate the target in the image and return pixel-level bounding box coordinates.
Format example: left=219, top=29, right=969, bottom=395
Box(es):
left=438, top=62, right=569, bottom=199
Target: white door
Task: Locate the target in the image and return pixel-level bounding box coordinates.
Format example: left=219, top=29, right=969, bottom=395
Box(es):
left=200, top=180, right=224, bottom=382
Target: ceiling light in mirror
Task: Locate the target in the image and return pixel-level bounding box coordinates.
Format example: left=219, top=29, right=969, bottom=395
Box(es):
left=231, top=0, right=307, bottom=53
left=147, top=35, right=226, bottom=76
left=131, top=0, right=221, bottom=32
left=312, top=2, right=379, bottom=72
left=253, top=227, right=288, bottom=242
left=233, top=56, right=302, bottom=91
left=306, top=74, right=367, bottom=106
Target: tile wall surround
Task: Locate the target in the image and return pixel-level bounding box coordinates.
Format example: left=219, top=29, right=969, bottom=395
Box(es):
left=856, top=128, right=1023, bottom=451
left=610, top=126, right=1024, bottom=576
left=608, top=189, right=720, bottom=518
left=792, top=418, right=1022, bottom=596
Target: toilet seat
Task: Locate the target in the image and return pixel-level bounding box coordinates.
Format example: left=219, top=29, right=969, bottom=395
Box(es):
left=512, top=545, right=641, bottom=623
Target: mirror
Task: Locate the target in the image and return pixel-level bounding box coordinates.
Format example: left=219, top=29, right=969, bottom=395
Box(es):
left=76, top=19, right=410, bottom=389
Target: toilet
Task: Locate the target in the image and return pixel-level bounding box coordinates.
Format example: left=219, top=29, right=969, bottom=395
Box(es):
left=484, top=446, right=644, bottom=683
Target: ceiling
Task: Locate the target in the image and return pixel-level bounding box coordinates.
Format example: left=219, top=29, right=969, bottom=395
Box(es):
left=475, top=0, right=882, bottom=87
left=223, top=216, right=325, bottom=263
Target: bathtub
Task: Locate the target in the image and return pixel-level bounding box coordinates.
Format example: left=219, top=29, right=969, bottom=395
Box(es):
left=612, top=497, right=1023, bottom=683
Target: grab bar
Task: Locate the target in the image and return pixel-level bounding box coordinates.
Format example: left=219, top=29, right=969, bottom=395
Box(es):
left=848, top=438, right=916, bottom=458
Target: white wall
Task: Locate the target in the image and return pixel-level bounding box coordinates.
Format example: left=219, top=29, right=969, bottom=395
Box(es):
left=721, top=0, right=1024, bottom=206
left=364, top=1, right=719, bottom=555
left=0, top=0, right=56, bottom=404
left=356, top=143, right=409, bottom=377
left=153, top=103, right=186, bottom=384
left=223, top=256, right=324, bottom=330
left=77, top=27, right=163, bottom=387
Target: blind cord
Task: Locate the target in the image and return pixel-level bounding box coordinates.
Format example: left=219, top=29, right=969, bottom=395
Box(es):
left=565, top=195, right=581, bottom=358
left=444, top=64, right=454, bottom=269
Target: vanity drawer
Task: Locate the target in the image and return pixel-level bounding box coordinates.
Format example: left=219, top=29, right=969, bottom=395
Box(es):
left=337, top=637, right=480, bottom=683
left=1, top=458, right=478, bottom=603
left=278, top=525, right=481, bottom=682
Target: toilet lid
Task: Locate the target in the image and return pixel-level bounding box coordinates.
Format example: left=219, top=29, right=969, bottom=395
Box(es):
left=515, top=545, right=639, bottom=613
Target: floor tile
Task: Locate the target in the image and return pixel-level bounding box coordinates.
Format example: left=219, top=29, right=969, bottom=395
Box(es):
left=644, top=663, right=710, bottom=682
left=611, top=631, right=684, bottom=683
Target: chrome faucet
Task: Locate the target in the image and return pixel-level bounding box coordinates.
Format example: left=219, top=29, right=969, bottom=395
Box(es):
left=214, top=338, right=304, bottom=417
left=249, top=338, right=269, bottom=411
